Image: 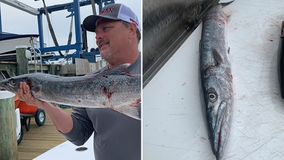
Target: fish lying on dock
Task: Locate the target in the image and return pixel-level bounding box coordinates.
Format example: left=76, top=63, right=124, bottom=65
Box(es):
left=199, top=1, right=234, bottom=159
left=0, top=64, right=141, bottom=120
left=278, top=21, right=284, bottom=99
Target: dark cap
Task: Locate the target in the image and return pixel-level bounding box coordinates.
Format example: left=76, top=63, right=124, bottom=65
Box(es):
left=82, top=3, right=141, bottom=32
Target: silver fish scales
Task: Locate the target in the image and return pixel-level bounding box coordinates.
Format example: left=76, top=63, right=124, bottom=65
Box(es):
left=199, top=1, right=234, bottom=159
left=0, top=64, right=141, bottom=120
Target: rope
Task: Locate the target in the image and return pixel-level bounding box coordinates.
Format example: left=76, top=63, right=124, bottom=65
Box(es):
left=42, top=0, right=64, bottom=56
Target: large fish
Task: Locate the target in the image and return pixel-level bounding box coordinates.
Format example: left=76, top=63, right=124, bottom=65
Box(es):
left=0, top=64, right=141, bottom=120
left=199, top=1, right=234, bottom=159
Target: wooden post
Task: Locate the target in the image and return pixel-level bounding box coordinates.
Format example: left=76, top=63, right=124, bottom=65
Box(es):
left=49, top=64, right=56, bottom=75
left=16, top=46, right=28, bottom=75
left=0, top=91, right=18, bottom=160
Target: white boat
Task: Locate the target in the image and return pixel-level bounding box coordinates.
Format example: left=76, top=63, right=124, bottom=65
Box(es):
left=0, top=32, right=38, bottom=54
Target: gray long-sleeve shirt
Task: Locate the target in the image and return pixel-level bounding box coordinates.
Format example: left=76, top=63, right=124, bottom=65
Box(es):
left=61, top=54, right=141, bottom=160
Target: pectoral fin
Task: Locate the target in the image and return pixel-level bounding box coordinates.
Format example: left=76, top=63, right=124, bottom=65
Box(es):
left=32, top=85, right=42, bottom=94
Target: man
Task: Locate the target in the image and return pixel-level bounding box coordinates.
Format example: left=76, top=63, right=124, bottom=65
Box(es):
left=17, top=3, right=141, bottom=160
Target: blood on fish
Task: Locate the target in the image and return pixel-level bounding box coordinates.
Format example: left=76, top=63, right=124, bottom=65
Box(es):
left=27, top=79, right=32, bottom=86
left=126, top=73, right=133, bottom=77
left=217, top=131, right=221, bottom=152
left=204, top=17, right=226, bottom=25
left=130, top=99, right=141, bottom=107
left=103, top=86, right=115, bottom=102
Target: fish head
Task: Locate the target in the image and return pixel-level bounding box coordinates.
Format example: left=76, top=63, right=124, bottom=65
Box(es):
left=204, top=82, right=231, bottom=159
left=0, top=74, right=43, bottom=96
left=0, top=75, right=30, bottom=93
left=205, top=86, right=223, bottom=128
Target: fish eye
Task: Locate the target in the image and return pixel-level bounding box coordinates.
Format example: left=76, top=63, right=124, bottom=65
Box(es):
left=207, top=87, right=218, bottom=103
left=208, top=92, right=217, bottom=102
left=9, top=79, right=16, bottom=86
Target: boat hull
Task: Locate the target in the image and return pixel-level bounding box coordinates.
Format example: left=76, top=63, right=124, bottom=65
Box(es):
left=0, top=33, right=38, bottom=54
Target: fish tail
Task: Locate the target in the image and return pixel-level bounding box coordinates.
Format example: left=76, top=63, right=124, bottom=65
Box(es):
left=219, top=0, right=234, bottom=8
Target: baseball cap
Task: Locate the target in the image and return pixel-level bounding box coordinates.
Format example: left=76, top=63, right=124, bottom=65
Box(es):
left=83, top=3, right=141, bottom=33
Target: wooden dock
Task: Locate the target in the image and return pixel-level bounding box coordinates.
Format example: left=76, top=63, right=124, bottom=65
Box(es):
left=18, top=108, right=72, bottom=160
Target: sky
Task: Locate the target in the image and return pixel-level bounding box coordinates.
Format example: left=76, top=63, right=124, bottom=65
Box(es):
left=0, top=0, right=141, bottom=53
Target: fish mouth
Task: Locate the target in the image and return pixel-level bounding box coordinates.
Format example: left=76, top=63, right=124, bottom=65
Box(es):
left=208, top=100, right=228, bottom=160
left=0, top=79, right=18, bottom=93
left=0, top=83, right=16, bottom=93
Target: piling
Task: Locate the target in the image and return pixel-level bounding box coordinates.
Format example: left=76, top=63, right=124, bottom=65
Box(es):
left=0, top=91, right=18, bottom=160
left=16, top=46, right=28, bottom=75
left=49, top=64, right=56, bottom=75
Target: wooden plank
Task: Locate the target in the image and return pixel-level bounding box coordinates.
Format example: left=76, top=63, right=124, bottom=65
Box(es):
left=18, top=108, right=72, bottom=160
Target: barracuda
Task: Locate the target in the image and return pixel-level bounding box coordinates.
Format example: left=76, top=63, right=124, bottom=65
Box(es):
left=199, top=1, right=234, bottom=159
left=0, top=64, right=141, bottom=120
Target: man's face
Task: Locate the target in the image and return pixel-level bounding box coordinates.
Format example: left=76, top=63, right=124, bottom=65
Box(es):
left=95, top=19, right=129, bottom=62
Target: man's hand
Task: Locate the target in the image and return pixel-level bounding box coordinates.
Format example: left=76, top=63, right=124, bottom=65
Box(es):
left=17, top=82, right=44, bottom=107
left=17, top=82, right=73, bottom=133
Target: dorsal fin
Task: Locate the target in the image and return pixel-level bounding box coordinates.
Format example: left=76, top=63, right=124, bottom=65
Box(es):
left=212, top=49, right=224, bottom=65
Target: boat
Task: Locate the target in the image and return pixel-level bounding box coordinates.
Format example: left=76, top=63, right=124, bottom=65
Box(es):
left=0, top=32, right=39, bottom=54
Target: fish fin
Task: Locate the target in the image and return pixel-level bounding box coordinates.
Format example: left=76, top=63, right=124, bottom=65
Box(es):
left=98, top=63, right=131, bottom=76
left=32, top=85, right=42, bottom=94
left=225, top=13, right=233, bottom=24
left=116, top=105, right=140, bottom=120
left=219, top=0, right=234, bottom=8
left=212, top=49, right=224, bottom=65
left=226, top=13, right=232, bottom=20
